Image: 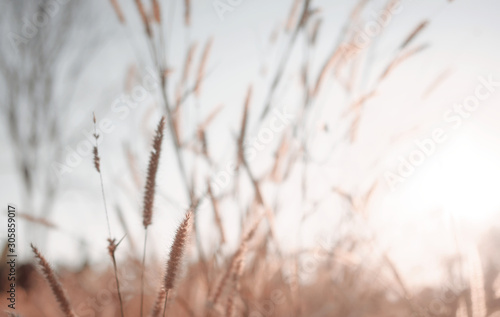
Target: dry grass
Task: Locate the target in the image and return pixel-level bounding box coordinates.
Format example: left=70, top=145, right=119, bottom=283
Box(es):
left=109, top=0, right=126, bottom=24
left=3, top=1, right=500, bottom=317
left=141, top=116, right=166, bottom=316
left=3, top=242, right=500, bottom=316
left=142, top=116, right=166, bottom=229
left=30, top=245, right=75, bottom=317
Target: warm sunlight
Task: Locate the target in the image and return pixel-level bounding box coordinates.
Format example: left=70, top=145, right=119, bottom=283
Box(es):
left=413, top=124, right=500, bottom=226
left=3, top=1, right=500, bottom=315
left=379, top=124, right=500, bottom=287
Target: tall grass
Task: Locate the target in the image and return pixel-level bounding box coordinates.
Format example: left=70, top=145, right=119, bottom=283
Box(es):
left=7, top=1, right=499, bottom=317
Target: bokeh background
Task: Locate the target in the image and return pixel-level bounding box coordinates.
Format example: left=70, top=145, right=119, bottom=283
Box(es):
left=2, top=0, right=500, bottom=315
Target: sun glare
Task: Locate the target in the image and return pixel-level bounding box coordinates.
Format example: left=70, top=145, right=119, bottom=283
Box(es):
left=415, top=125, right=500, bottom=225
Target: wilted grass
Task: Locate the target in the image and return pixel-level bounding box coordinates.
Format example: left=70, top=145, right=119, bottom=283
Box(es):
left=2, top=0, right=500, bottom=317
